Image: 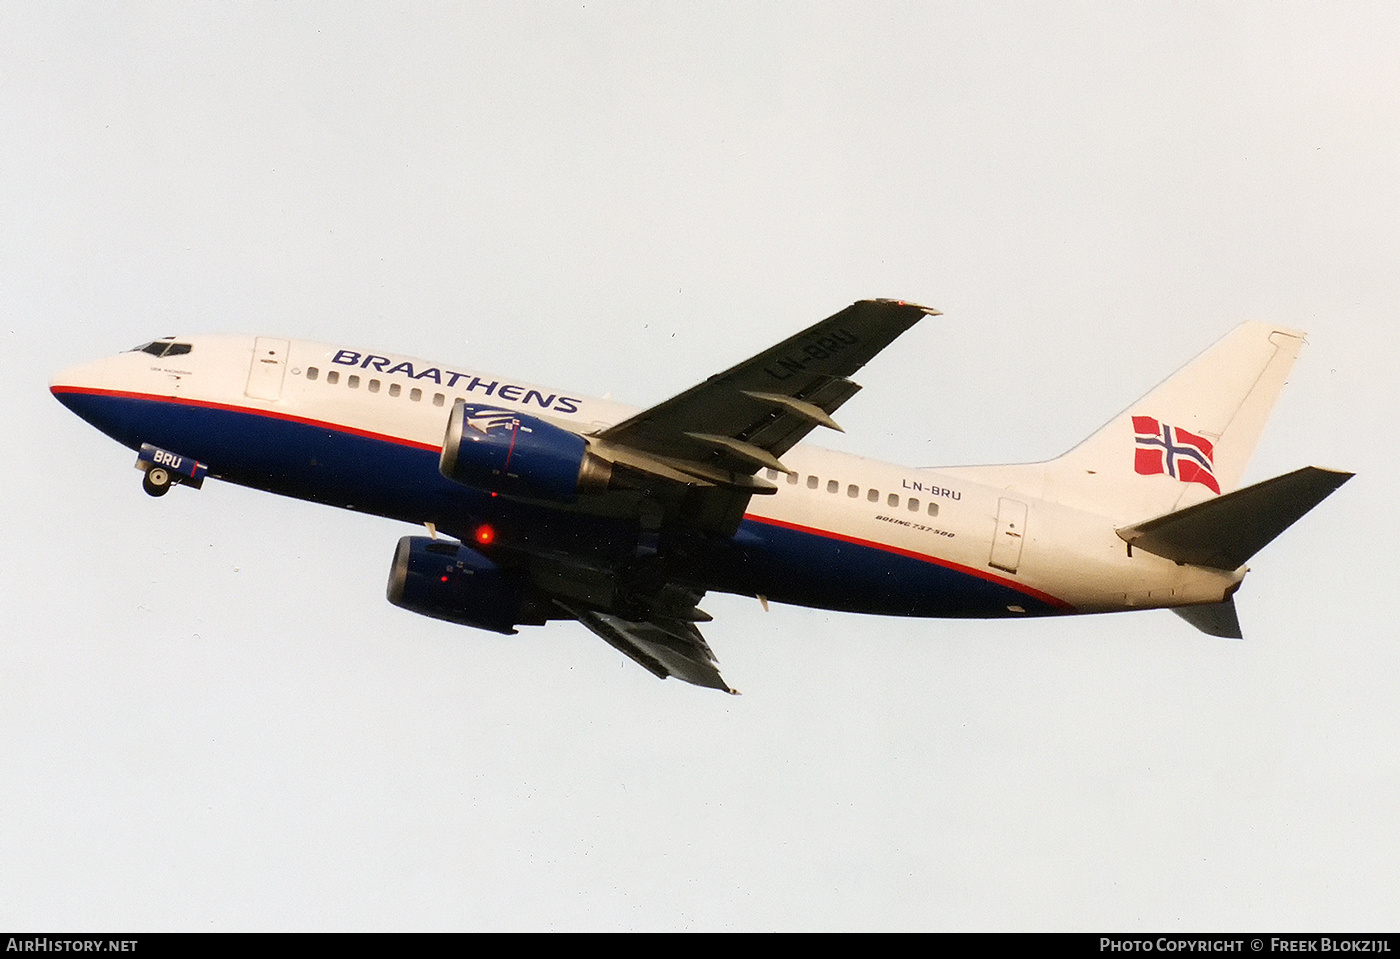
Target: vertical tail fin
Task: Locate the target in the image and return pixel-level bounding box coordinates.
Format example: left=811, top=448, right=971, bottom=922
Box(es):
left=1043, top=322, right=1306, bottom=519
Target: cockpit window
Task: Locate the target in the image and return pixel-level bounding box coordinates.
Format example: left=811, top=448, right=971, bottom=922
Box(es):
left=130, top=340, right=193, bottom=358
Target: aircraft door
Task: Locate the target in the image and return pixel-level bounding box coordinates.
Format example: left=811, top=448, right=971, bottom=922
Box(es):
left=246, top=337, right=290, bottom=401
left=989, top=497, right=1028, bottom=574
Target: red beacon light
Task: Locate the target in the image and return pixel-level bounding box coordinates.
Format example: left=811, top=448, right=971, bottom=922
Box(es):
left=474, top=523, right=496, bottom=546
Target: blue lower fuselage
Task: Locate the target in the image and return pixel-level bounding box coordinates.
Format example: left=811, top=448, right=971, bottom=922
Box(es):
left=54, top=389, right=1063, bottom=619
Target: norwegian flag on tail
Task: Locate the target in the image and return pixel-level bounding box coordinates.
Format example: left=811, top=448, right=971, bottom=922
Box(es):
left=1132, top=416, right=1221, bottom=494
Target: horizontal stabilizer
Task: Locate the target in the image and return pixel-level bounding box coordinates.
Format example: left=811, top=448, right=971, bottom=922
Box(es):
left=1117, top=466, right=1353, bottom=570
left=1173, top=597, right=1243, bottom=639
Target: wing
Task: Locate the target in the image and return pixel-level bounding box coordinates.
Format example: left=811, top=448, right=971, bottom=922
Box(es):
left=600, top=298, right=937, bottom=465
left=462, top=300, right=938, bottom=691
left=555, top=599, right=737, bottom=694
left=591, top=298, right=938, bottom=533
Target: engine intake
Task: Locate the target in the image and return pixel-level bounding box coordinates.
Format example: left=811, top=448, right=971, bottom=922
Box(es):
left=439, top=400, right=612, bottom=502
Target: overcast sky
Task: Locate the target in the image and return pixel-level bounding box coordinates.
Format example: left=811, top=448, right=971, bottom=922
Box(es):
left=2, top=2, right=1396, bottom=931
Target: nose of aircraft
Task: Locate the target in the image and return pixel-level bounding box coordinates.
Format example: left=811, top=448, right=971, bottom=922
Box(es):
left=49, top=353, right=135, bottom=439
left=51, top=356, right=109, bottom=405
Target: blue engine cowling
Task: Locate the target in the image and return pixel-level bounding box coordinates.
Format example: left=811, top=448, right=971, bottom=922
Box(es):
left=386, top=535, right=538, bottom=635
left=438, top=400, right=612, bottom=502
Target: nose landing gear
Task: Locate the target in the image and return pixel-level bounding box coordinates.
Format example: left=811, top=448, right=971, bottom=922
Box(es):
left=135, top=443, right=207, bottom=497
left=142, top=466, right=173, bottom=497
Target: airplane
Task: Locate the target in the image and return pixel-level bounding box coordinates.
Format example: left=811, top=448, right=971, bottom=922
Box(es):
left=50, top=300, right=1351, bottom=693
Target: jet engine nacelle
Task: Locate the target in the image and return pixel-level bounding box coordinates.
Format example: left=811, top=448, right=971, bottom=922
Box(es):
left=439, top=400, right=612, bottom=502
left=386, top=535, right=540, bottom=635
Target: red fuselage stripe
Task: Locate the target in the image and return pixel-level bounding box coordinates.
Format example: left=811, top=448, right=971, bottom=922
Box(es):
left=741, top=513, right=1074, bottom=610
left=50, top=385, right=441, bottom=453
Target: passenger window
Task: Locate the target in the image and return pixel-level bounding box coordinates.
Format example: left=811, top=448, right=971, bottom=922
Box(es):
left=908, top=497, right=919, bottom=512
left=765, top=469, right=779, bottom=481
left=887, top=493, right=899, bottom=507
left=348, top=375, right=360, bottom=389
left=433, top=393, right=445, bottom=407
left=927, top=502, right=939, bottom=517
left=827, top=480, right=839, bottom=494
left=786, top=472, right=798, bottom=485
left=847, top=485, right=859, bottom=498
left=807, top=475, right=819, bottom=490
left=410, top=388, right=422, bottom=402
left=867, top=489, right=879, bottom=503
left=389, top=383, right=401, bottom=397
left=306, top=367, right=319, bottom=381
left=327, top=370, right=340, bottom=385
left=368, top=379, right=380, bottom=393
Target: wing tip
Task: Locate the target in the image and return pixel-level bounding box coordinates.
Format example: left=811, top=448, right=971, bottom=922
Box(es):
left=870, top=297, right=941, bottom=316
